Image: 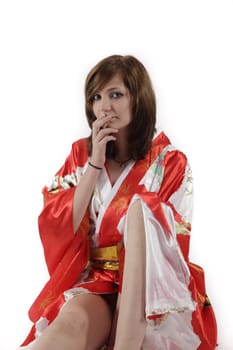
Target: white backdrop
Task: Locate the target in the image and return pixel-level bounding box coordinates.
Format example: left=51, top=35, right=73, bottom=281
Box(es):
left=0, top=1, right=232, bottom=349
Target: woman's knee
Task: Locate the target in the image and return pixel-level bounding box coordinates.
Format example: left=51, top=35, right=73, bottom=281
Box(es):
left=127, top=199, right=145, bottom=238
left=128, top=198, right=143, bottom=216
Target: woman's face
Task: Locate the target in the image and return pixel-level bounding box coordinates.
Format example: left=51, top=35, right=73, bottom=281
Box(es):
left=92, top=74, right=132, bottom=131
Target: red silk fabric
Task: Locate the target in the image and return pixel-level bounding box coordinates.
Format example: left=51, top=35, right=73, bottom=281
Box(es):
left=21, top=133, right=217, bottom=349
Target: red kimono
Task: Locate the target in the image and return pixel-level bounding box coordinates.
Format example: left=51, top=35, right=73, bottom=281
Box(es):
left=19, top=131, right=217, bottom=349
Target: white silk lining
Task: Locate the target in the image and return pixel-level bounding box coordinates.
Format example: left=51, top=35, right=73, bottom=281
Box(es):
left=143, top=310, right=200, bottom=350
left=120, top=195, right=201, bottom=350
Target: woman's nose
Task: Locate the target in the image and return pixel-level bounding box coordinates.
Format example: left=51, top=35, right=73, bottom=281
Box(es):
left=100, top=96, right=111, bottom=112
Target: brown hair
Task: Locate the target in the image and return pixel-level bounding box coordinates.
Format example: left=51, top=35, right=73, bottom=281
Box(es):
left=85, top=55, right=156, bottom=160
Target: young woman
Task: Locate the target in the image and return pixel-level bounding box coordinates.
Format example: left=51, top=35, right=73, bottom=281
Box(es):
left=18, top=55, right=217, bottom=349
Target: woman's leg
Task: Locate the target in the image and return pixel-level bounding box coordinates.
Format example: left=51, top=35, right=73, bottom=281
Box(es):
left=114, top=199, right=147, bottom=350
left=31, top=293, right=112, bottom=350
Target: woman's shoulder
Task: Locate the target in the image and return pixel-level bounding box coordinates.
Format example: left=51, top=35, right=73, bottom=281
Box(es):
left=151, top=130, right=189, bottom=175
left=154, top=130, right=187, bottom=157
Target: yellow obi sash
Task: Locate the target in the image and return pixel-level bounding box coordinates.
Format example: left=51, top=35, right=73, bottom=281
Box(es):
left=90, top=243, right=123, bottom=271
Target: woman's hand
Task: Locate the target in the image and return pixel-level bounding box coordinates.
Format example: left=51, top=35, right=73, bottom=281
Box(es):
left=91, top=114, right=118, bottom=168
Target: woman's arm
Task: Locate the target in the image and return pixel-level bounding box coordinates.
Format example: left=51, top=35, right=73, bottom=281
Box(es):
left=72, top=164, right=100, bottom=233
left=73, top=114, right=118, bottom=233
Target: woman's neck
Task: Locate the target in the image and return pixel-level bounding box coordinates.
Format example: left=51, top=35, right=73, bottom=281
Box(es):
left=114, top=129, right=130, bottom=162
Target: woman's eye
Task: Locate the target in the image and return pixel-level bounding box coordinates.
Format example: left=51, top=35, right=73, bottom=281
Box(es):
left=111, top=92, right=123, bottom=99
left=92, top=94, right=101, bottom=102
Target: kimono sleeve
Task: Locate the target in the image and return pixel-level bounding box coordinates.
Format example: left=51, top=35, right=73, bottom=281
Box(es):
left=158, top=150, right=193, bottom=260
left=38, top=139, right=88, bottom=275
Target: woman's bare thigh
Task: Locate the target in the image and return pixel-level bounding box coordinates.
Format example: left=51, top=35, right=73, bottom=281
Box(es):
left=59, top=293, right=113, bottom=349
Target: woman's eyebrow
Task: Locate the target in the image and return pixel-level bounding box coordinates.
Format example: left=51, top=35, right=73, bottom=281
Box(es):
left=107, top=86, right=122, bottom=91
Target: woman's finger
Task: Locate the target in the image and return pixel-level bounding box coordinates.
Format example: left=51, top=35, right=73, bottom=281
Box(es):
left=92, top=115, right=113, bottom=137
left=94, top=127, right=118, bottom=143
